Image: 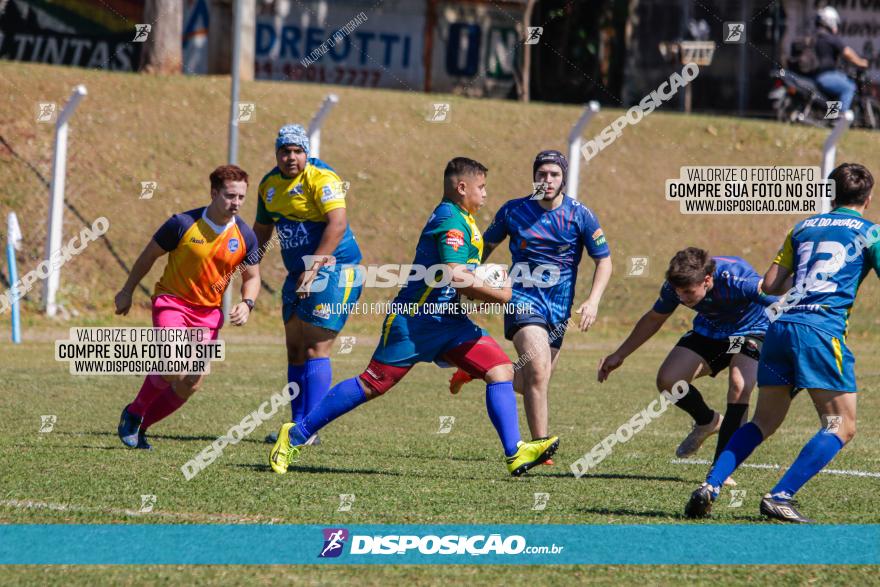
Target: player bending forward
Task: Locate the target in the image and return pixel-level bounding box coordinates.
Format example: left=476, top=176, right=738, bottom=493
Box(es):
left=116, top=165, right=260, bottom=449
left=686, top=163, right=879, bottom=522
left=448, top=150, right=612, bottom=466
left=268, top=157, right=559, bottom=476
left=598, top=248, right=777, bottom=482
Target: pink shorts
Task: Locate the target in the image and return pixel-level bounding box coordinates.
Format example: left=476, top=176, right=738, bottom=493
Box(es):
left=151, top=294, right=223, bottom=341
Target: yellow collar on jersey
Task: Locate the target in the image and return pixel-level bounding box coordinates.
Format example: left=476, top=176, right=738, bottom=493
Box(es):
left=259, top=163, right=346, bottom=223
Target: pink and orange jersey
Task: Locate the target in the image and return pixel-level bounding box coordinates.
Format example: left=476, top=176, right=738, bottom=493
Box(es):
left=152, top=207, right=259, bottom=307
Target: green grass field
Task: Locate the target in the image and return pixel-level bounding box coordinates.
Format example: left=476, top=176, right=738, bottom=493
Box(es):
left=1, top=327, right=879, bottom=583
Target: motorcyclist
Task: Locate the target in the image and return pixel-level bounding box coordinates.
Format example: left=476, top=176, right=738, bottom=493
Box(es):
left=813, top=6, right=869, bottom=112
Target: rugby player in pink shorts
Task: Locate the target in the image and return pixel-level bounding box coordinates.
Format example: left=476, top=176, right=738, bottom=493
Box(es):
left=114, top=164, right=261, bottom=449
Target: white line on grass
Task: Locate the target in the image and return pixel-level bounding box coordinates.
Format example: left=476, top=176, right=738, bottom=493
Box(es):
left=0, top=499, right=285, bottom=523
left=672, top=458, right=880, bottom=478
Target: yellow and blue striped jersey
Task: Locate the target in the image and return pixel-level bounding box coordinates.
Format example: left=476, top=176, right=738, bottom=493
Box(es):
left=256, top=158, right=361, bottom=276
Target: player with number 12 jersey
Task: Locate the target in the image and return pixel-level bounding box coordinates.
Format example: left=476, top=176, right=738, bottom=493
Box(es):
left=686, top=162, right=880, bottom=523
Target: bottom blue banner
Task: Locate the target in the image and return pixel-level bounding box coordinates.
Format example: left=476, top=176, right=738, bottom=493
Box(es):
left=1, top=524, right=877, bottom=565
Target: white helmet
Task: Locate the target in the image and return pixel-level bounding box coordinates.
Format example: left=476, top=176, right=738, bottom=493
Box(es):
left=816, top=6, right=841, bottom=32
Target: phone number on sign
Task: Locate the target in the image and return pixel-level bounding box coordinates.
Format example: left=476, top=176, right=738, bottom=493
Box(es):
left=256, top=61, right=383, bottom=86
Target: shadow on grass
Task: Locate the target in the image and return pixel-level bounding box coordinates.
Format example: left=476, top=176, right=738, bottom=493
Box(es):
left=578, top=507, right=764, bottom=522
left=226, top=463, right=405, bottom=476
left=70, top=431, right=266, bottom=444
left=537, top=472, right=688, bottom=483
left=576, top=506, right=676, bottom=519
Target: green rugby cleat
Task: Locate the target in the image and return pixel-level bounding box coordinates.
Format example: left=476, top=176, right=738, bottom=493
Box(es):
left=506, top=436, right=559, bottom=476
left=268, top=423, right=303, bottom=474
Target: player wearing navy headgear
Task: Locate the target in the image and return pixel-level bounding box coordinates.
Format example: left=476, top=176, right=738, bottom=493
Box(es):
left=253, top=124, right=363, bottom=445
left=447, top=150, right=613, bottom=462
left=599, top=249, right=777, bottom=483
left=267, top=157, right=559, bottom=477
left=686, top=163, right=880, bottom=523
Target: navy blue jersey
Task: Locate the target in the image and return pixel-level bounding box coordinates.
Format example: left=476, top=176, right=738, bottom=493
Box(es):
left=771, top=207, right=880, bottom=338
left=652, top=256, right=777, bottom=339
left=484, top=195, right=610, bottom=325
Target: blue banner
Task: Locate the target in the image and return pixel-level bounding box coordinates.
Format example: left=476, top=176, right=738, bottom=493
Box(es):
left=1, top=524, right=878, bottom=565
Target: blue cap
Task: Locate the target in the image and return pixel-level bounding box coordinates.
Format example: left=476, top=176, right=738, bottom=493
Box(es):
left=275, top=124, right=310, bottom=155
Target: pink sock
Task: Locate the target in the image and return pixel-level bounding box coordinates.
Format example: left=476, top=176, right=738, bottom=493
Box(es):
left=129, top=374, right=171, bottom=417
left=141, top=389, right=187, bottom=430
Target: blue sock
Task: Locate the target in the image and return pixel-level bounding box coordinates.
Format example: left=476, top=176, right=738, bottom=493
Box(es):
left=291, top=376, right=367, bottom=445
left=304, top=357, right=333, bottom=414
left=486, top=381, right=521, bottom=457
left=707, top=422, right=764, bottom=488
left=288, top=364, right=305, bottom=422
left=771, top=430, right=845, bottom=498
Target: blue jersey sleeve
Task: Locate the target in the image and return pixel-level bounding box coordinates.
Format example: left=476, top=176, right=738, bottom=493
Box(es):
left=652, top=282, right=679, bottom=314
left=255, top=188, right=274, bottom=226
left=483, top=201, right=510, bottom=244
left=152, top=213, right=192, bottom=252
left=580, top=206, right=610, bottom=259
left=727, top=273, right=779, bottom=307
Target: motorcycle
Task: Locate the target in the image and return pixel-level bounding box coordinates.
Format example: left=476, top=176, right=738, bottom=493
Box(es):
left=769, top=66, right=879, bottom=129
left=851, top=69, right=879, bottom=130
left=769, top=68, right=833, bottom=127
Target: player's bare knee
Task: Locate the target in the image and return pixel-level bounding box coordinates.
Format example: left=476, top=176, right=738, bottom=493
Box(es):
left=523, top=363, right=550, bottom=387
left=485, top=363, right=513, bottom=384
left=727, top=383, right=751, bottom=404
left=833, top=421, right=856, bottom=445
left=357, top=376, right=386, bottom=400
left=358, top=373, right=398, bottom=400
left=173, top=380, right=198, bottom=399
left=656, top=372, right=680, bottom=394
left=304, top=336, right=335, bottom=360
left=752, top=416, right=781, bottom=439
left=524, top=385, right=549, bottom=402
left=287, top=347, right=305, bottom=364
left=305, top=347, right=332, bottom=360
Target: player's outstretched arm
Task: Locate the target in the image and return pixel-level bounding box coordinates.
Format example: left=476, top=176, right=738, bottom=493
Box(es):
left=761, top=263, right=793, bottom=296
left=229, top=263, right=260, bottom=326
left=597, top=309, right=670, bottom=382
left=115, top=239, right=167, bottom=316
left=576, top=256, right=612, bottom=331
